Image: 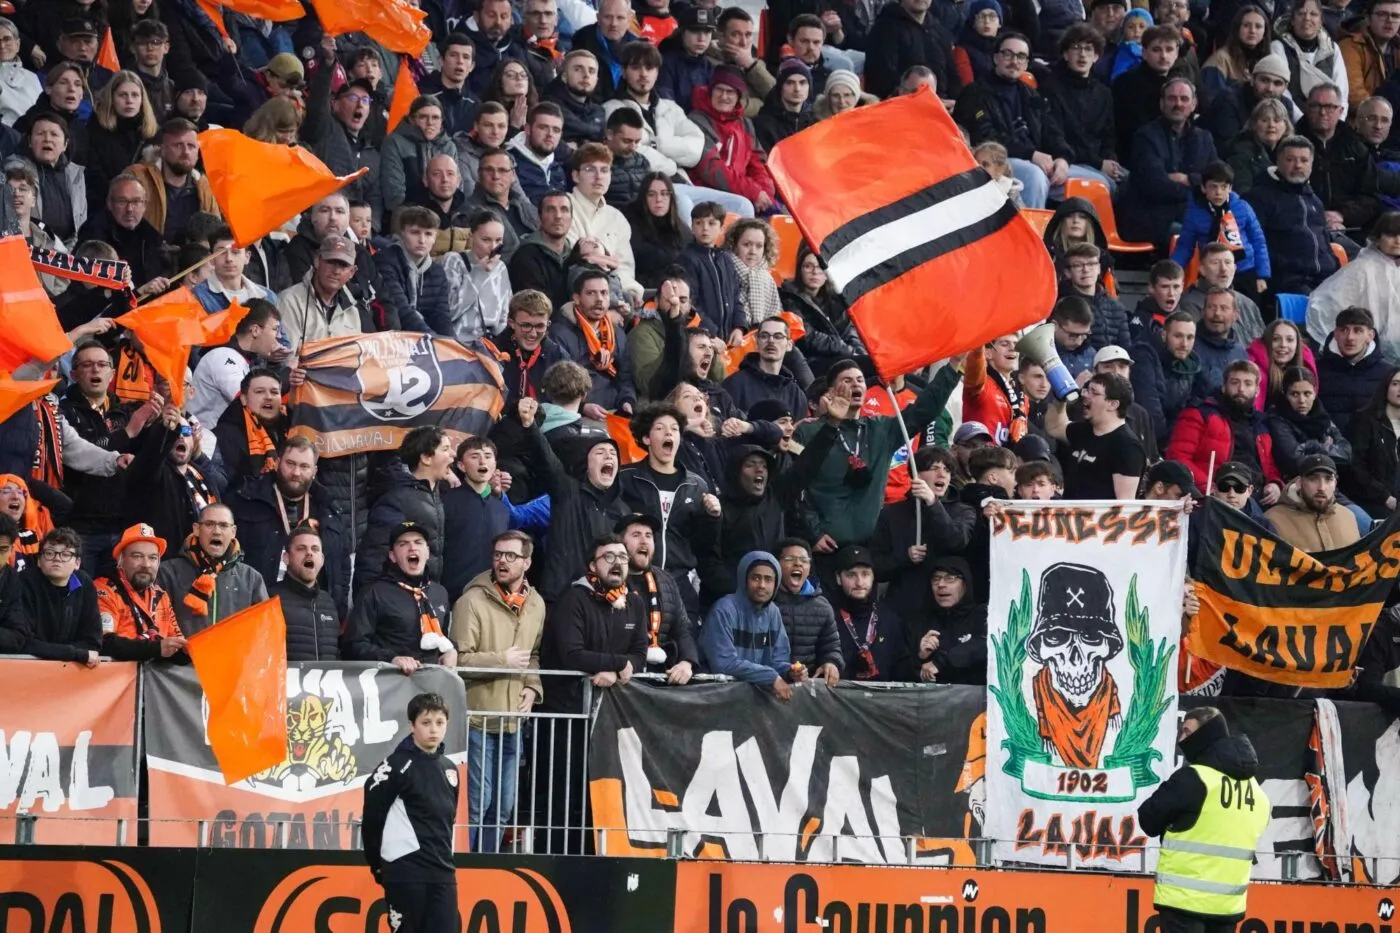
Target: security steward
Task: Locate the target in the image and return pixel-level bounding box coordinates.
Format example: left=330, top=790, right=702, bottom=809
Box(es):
left=1138, top=707, right=1270, bottom=933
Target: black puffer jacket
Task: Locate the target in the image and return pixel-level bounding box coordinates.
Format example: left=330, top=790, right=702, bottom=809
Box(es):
left=316, top=453, right=369, bottom=555
left=542, top=79, right=606, bottom=145
left=353, top=461, right=445, bottom=594
left=1138, top=714, right=1261, bottom=842
left=773, top=583, right=843, bottom=672
left=1039, top=62, right=1117, bottom=166
left=753, top=87, right=816, bottom=153
left=605, top=150, right=651, bottom=208
left=1346, top=406, right=1400, bottom=519
left=530, top=431, right=632, bottom=602
left=627, top=567, right=699, bottom=673
left=779, top=280, right=865, bottom=377
left=342, top=563, right=451, bottom=662
left=273, top=576, right=341, bottom=662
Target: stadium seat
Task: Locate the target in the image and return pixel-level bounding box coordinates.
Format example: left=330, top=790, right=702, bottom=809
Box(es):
left=1169, top=235, right=1201, bottom=287
left=1276, top=293, right=1309, bottom=326
left=1331, top=241, right=1348, bottom=267
left=722, top=212, right=740, bottom=233
left=1021, top=209, right=1054, bottom=237
left=770, top=215, right=803, bottom=285
left=1064, top=178, right=1154, bottom=254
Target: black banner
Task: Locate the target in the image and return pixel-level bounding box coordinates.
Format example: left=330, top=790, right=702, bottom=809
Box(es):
left=588, top=682, right=987, bottom=863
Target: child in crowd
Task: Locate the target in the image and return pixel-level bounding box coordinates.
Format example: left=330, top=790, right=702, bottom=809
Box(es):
left=1112, top=8, right=1153, bottom=79
left=1171, top=160, right=1271, bottom=298
left=972, top=142, right=1024, bottom=210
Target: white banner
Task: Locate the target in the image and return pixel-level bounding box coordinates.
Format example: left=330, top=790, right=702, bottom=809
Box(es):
left=984, top=501, right=1187, bottom=871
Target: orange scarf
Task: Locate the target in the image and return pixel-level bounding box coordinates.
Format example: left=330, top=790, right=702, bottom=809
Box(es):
left=496, top=581, right=528, bottom=614
left=577, top=313, right=618, bottom=377
left=0, top=473, right=53, bottom=568
left=113, top=343, right=154, bottom=404
left=180, top=534, right=243, bottom=617
left=243, top=407, right=277, bottom=473
left=1033, top=665, right=1120, bottom=769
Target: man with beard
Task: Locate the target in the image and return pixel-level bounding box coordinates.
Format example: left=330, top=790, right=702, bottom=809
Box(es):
left=451, top=530, right=544, bottom=852
left=227, top=436, right=351, bottom=618
left=19, top=527, right=101, bottom=665
left=344, top=522, right=457, bottom=670
left=1167, top=359, right=1284, bottom=498
left=869, top=448, right=971, bottom=621
left=1244, top=136, right=1341, bottom=295
left=302, top=71, right=383, bottom=228
left=552, top=268, right=637, bottom=415
left=508, top=104, right=568, bottom=203
left=1316, top=307, right=1388, bottom=437
left=699, top=550, right=795, bottom=693
left=506, top=194, right=573, bottom=308
left=272, top=522, right=340, bottom=661
left=543, top=51, right=606, bottom=147
left=1132, top=311, right=1211, bottom=440
left=772, top=537, right=843, bottom=685
left=125, top=118, right=219, bottom=243
left=96, top=523, right=187, bottom=662
left=212, top=368, right=283, bottom=485
left=618, top=403, right=721, bottom=612
left=826, top=545, right=912, bottom=682
left=466, top=149, right=541, bottom=262
left=1201, top=54, right=1291, bottom=149
left=724, top=318, right=807, bottom=417
left=1177, top=246, right=1266, bottom=348
left=467, top=0, right=530, bottom=96
left=617, top=512, right=697, bottom=683
left=124, top=407, right=224, bottom=546
left=1191, top=287, right=1250, bottom=389
left=158, top=502, right=268, bottom=635
left=909, top=556, right=986, bottom=685
left=538, top=534, right=646, bottom=853
left=1265, top=453, right=1361, bottom=550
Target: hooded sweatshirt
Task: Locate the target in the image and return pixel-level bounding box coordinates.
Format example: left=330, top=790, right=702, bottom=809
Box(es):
left=1137, top=713, right=1264, bottom=843
left=909, top=556, right=988, bottom=685
left=698, top=551, right=791, bottom=687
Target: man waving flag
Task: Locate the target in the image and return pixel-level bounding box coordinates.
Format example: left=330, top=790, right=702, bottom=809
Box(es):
left=768, top=88, right=1056, bottom=381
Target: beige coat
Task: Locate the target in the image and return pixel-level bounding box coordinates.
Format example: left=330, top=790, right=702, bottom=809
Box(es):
left=1264, top=485, right=1361, bottom=553
left=452, top=571, right=545, bottom=732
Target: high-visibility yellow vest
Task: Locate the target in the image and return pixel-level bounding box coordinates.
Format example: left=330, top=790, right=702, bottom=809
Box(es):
left=1154, top=764, right=1270, bottom=917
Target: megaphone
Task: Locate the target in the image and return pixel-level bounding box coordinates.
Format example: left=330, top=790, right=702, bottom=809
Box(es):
left=1016, top=323, right=1081, bottom=403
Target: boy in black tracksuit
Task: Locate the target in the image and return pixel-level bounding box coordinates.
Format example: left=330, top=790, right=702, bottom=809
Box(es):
left=363, top=692, right=461, bottom=932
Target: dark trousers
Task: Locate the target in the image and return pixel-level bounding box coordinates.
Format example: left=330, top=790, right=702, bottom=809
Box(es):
left=382, top=881, right=459, bottom=933
left=1155, top=905, right=1240, bottom=933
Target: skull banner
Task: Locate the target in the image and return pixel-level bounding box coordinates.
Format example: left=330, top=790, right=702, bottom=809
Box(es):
left=985, top=501, right=1188, bottom=870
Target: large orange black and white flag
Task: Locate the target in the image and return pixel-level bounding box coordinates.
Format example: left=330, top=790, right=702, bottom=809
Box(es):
left=768, top=89, right=1056, bottom=381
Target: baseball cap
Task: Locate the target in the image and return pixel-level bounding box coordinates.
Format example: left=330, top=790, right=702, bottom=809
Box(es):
left=834, top=545, right=873, bottom=573
left=262, top=51, right=305, bottom=85
left=1299, top=453, right=1337, bottom=477
left=113, top=523, right=166, bottom=559
left=1093, top=345, right=1132, bottom=367
left=1213, top=461, right=1255, bottom=488
left=1145, top=459, right=1200, bottom=497
left=318, top=235, right=356, bottom=265
left=953, top=421, right=993, bottom=445
left=336, top=77, right=376, bottom=99
left=390, top=521, right=430, bottom=546
left=61, top=17, right=99, bottom=37
left=677, top=6, right=719, bottom=29
left=614, top=512, right=662, bottom=536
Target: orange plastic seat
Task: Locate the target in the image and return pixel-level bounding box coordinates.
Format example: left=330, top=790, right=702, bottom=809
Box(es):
left=722, top=211, right=740, bottom=233
left=1331, top=241, right=1349, bottom=267
left=1021, top=208, right=1054, bottom=237
left=770, top=214, right=803, bottom=285
left=1064, top=178, right=1154, bottom=254
left=1169, top=235, right=1201, bottom=287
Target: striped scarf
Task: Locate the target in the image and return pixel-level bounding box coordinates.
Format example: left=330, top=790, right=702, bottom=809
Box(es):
left=181, top=535, right=243, bottom=617
left=577, top=312, right=618, bottom=377
left=243, top=407, right=277, bottom=473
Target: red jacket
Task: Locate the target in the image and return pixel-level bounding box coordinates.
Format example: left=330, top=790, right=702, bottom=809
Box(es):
left=1165, top=396, right=1282, bottom=488
left=689, top=84, right=776, bottom=204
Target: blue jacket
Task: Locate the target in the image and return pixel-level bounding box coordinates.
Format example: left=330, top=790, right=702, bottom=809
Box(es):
left=1119, top=118, right=1218, bottom=246
left=1243, top=172, right=1340, bottom=294
left=698, top=551, right=791, bottom=687
left=1318, top=337, right=1391, bottom=438
left=508, top=138, right=569, bottom=205
left=676, top=242, right=744, bottom=336
left=1055, top=336, right=1096, bottom=379
left=1194, top=329, right=1249, bottom=389
left=374, top=242, right=447, bottom=336
left=1171, top=190, right=1272, bottom=278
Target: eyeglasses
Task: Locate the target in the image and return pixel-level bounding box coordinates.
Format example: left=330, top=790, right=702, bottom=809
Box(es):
left=74, top=360, right=113, bottom=370
left=198, top=520, right=235, bottom=531
left=111, top=197, right=146, bottom=207
left=996, top=50, right=1030, bottom=62
left=513, top=321, right=549, bottom=332
left=780, top=555, right=810, bottom=565
left=339, top=93, right=372, bottom=105
left=40, top=548, right=76, bottom=561
left=1216, top=480, right=1250, bottom=494
left=756, top=332, right=787, bottom=342
left=1307, top=102, right=1342, bottom=112
left=1068, top=261, right=1100, bottom=271
left=493, top=550, right=525, bottom=563
left=1372, top=10, right=1400, bottom=20
left=1066, top=42, right=1097, bottom=53
left=595, top=551, right=628, bottom=565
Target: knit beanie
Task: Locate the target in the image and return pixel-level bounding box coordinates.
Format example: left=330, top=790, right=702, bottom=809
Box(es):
left=710, top=65, right=748, bottom=98
left=1252, top=53, right=1289, bottom=82
left=968, top=0, right=1004, bottom=20
left=777, top=57, right=812, bottom=84
left=824, top=69, right=861, bottom=98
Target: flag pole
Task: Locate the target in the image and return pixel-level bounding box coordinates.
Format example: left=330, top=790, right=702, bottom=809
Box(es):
left=1205, top=451, right=1217, bottom=498
left=135, top=247, right=229, bottom=305
left=886, top=384, right=921, bottom=547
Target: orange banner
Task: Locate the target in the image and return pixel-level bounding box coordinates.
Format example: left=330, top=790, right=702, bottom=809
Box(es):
left=0, top=235, right=72, bottom=370
left=116, top=291, right=247, bottom=409
left=0, top=660, right=139, bottom=845
left=386, top=56, right=417, bottom=136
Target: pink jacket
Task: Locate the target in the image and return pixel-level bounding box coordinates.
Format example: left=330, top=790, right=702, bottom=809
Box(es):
left=1245, top=339, right=1318, bottom=411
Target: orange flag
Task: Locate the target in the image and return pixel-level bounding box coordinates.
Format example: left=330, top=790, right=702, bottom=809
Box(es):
left=0, top=372, right=59, bottom=423
left=718, top=310, right=807, bottom=378
left=186, top=597, right=289, bottom=785
left=0, top=236, right=72, bottom=371
left=385, top=57, right=417, bottom=136
left=308, top=0, right=431, bottom=56
left=116, top=291, right=249, bottom=409
left=198, top=129, right=369, bottom=247
left=194, top=0, right=233, bottom=39
left=97, top=28, right=120, bottom=72
left=217, top=0, right=304, bottom=21
left=605, top=412, right=646, bottom=465
left=768, top=89, right=1056, bottom=381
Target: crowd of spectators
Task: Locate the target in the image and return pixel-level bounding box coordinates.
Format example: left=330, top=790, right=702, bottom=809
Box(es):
left=2, top=0, right=1400, bottom=848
